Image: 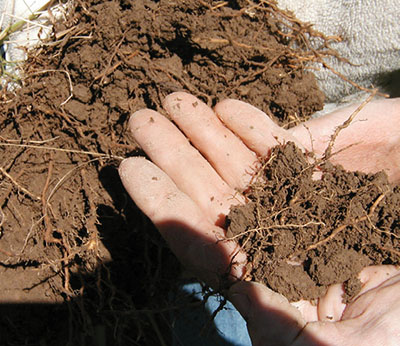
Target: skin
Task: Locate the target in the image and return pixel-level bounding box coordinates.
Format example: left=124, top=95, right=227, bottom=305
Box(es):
left=119, top=92, right=400, bottom=345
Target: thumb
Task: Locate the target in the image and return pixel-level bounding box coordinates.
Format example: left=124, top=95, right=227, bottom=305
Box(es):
left=228, top=281, right=317, bottom=345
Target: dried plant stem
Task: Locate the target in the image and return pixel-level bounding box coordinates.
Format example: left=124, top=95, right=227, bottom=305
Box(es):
left=0, top=142, right=124, bottom=160
left=0, top=167, right=40, bottom=200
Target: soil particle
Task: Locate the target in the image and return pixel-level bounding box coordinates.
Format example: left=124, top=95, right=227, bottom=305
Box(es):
left=226, top=142, right=400, bottom=302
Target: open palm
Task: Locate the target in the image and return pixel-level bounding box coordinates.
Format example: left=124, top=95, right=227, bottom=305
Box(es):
left=119, top=92, right=400, bottom=345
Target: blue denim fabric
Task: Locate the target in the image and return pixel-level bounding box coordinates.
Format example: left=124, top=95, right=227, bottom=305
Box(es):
left=172, top=282, right=251, bottom=346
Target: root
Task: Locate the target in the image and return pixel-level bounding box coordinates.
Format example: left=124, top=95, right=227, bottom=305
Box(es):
left=225, top=220, right=325, bottom=242
left=41, top=154, right=61, bottom=245
left=299, top=91, right=376, bottom=175
left=26, top=69, right=74, bottom=106
left=293, top=193, right=386, bottom=257
left=0, top=208, right=3, bottom=229
left=323, top=91, right=377, bottom=160
left=0, top=166, right=40, bottom=201
left=245, top=0, right=385, bottom=98
left=379, top=247, right=400, bottom=258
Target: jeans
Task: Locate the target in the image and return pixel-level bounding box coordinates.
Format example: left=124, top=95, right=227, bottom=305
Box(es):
left=172, top=282, right=251, bottom=346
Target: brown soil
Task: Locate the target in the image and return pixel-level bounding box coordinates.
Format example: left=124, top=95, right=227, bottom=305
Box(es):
left=226, top=142, right=400, bottom=302
left=0, top=0, right=328, bottom=344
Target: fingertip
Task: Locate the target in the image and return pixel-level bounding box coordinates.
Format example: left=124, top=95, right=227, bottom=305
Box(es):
left=228, top=281, right=253, bottom=320
left=229, top=281, right=297, bottom=318
left=317, top=283, right=346, bottom=322
left=163, top=91, right=209, bottom=122
left=357, top=265, right=400, bottom=295
left=118, top=157, right=157, bottom=200
left=118, top=157, right=130, bottom=180
left=215, top=98, right=301, bottom=156
left=118, top=156, right=146, bottom=180
left=128, top=108, right=161, bottom=134
left=162, top=91, right=197, bottom=109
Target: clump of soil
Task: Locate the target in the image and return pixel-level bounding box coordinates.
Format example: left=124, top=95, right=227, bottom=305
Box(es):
left=226, top=142, right=400, bottom=302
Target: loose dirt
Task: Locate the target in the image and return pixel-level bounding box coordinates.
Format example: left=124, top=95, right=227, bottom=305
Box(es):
left=0, top=0, right=376, bottom=344
left=226, top=142, right=400, bottom=302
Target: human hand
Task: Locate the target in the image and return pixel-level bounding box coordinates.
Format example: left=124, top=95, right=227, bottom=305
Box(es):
left=119, top=92, right=400, bottom=345
left=229, top=266, right=400, bottom=345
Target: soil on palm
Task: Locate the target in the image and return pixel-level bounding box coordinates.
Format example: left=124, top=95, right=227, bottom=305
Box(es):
left=226, top=142, right=400, bottom=303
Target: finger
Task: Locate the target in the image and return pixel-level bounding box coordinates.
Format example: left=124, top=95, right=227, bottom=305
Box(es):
left=341, top=266, right=400, bottom=320
left=129, top=109, right=241, bottom=224
left=317, top=266, right=400, bottom=323
left=163, top=92, right=259, bottom=190
left=317, top=284, right=346, bottom=322
left=357, top=265, right=400, bottom=296
left=119, top=157, right=247, bottom=286
left=215, top=99, right=304, bottom=157
left=342, top=270, right=400, bottom=321
left=229, top=281, right=307, bottom=345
